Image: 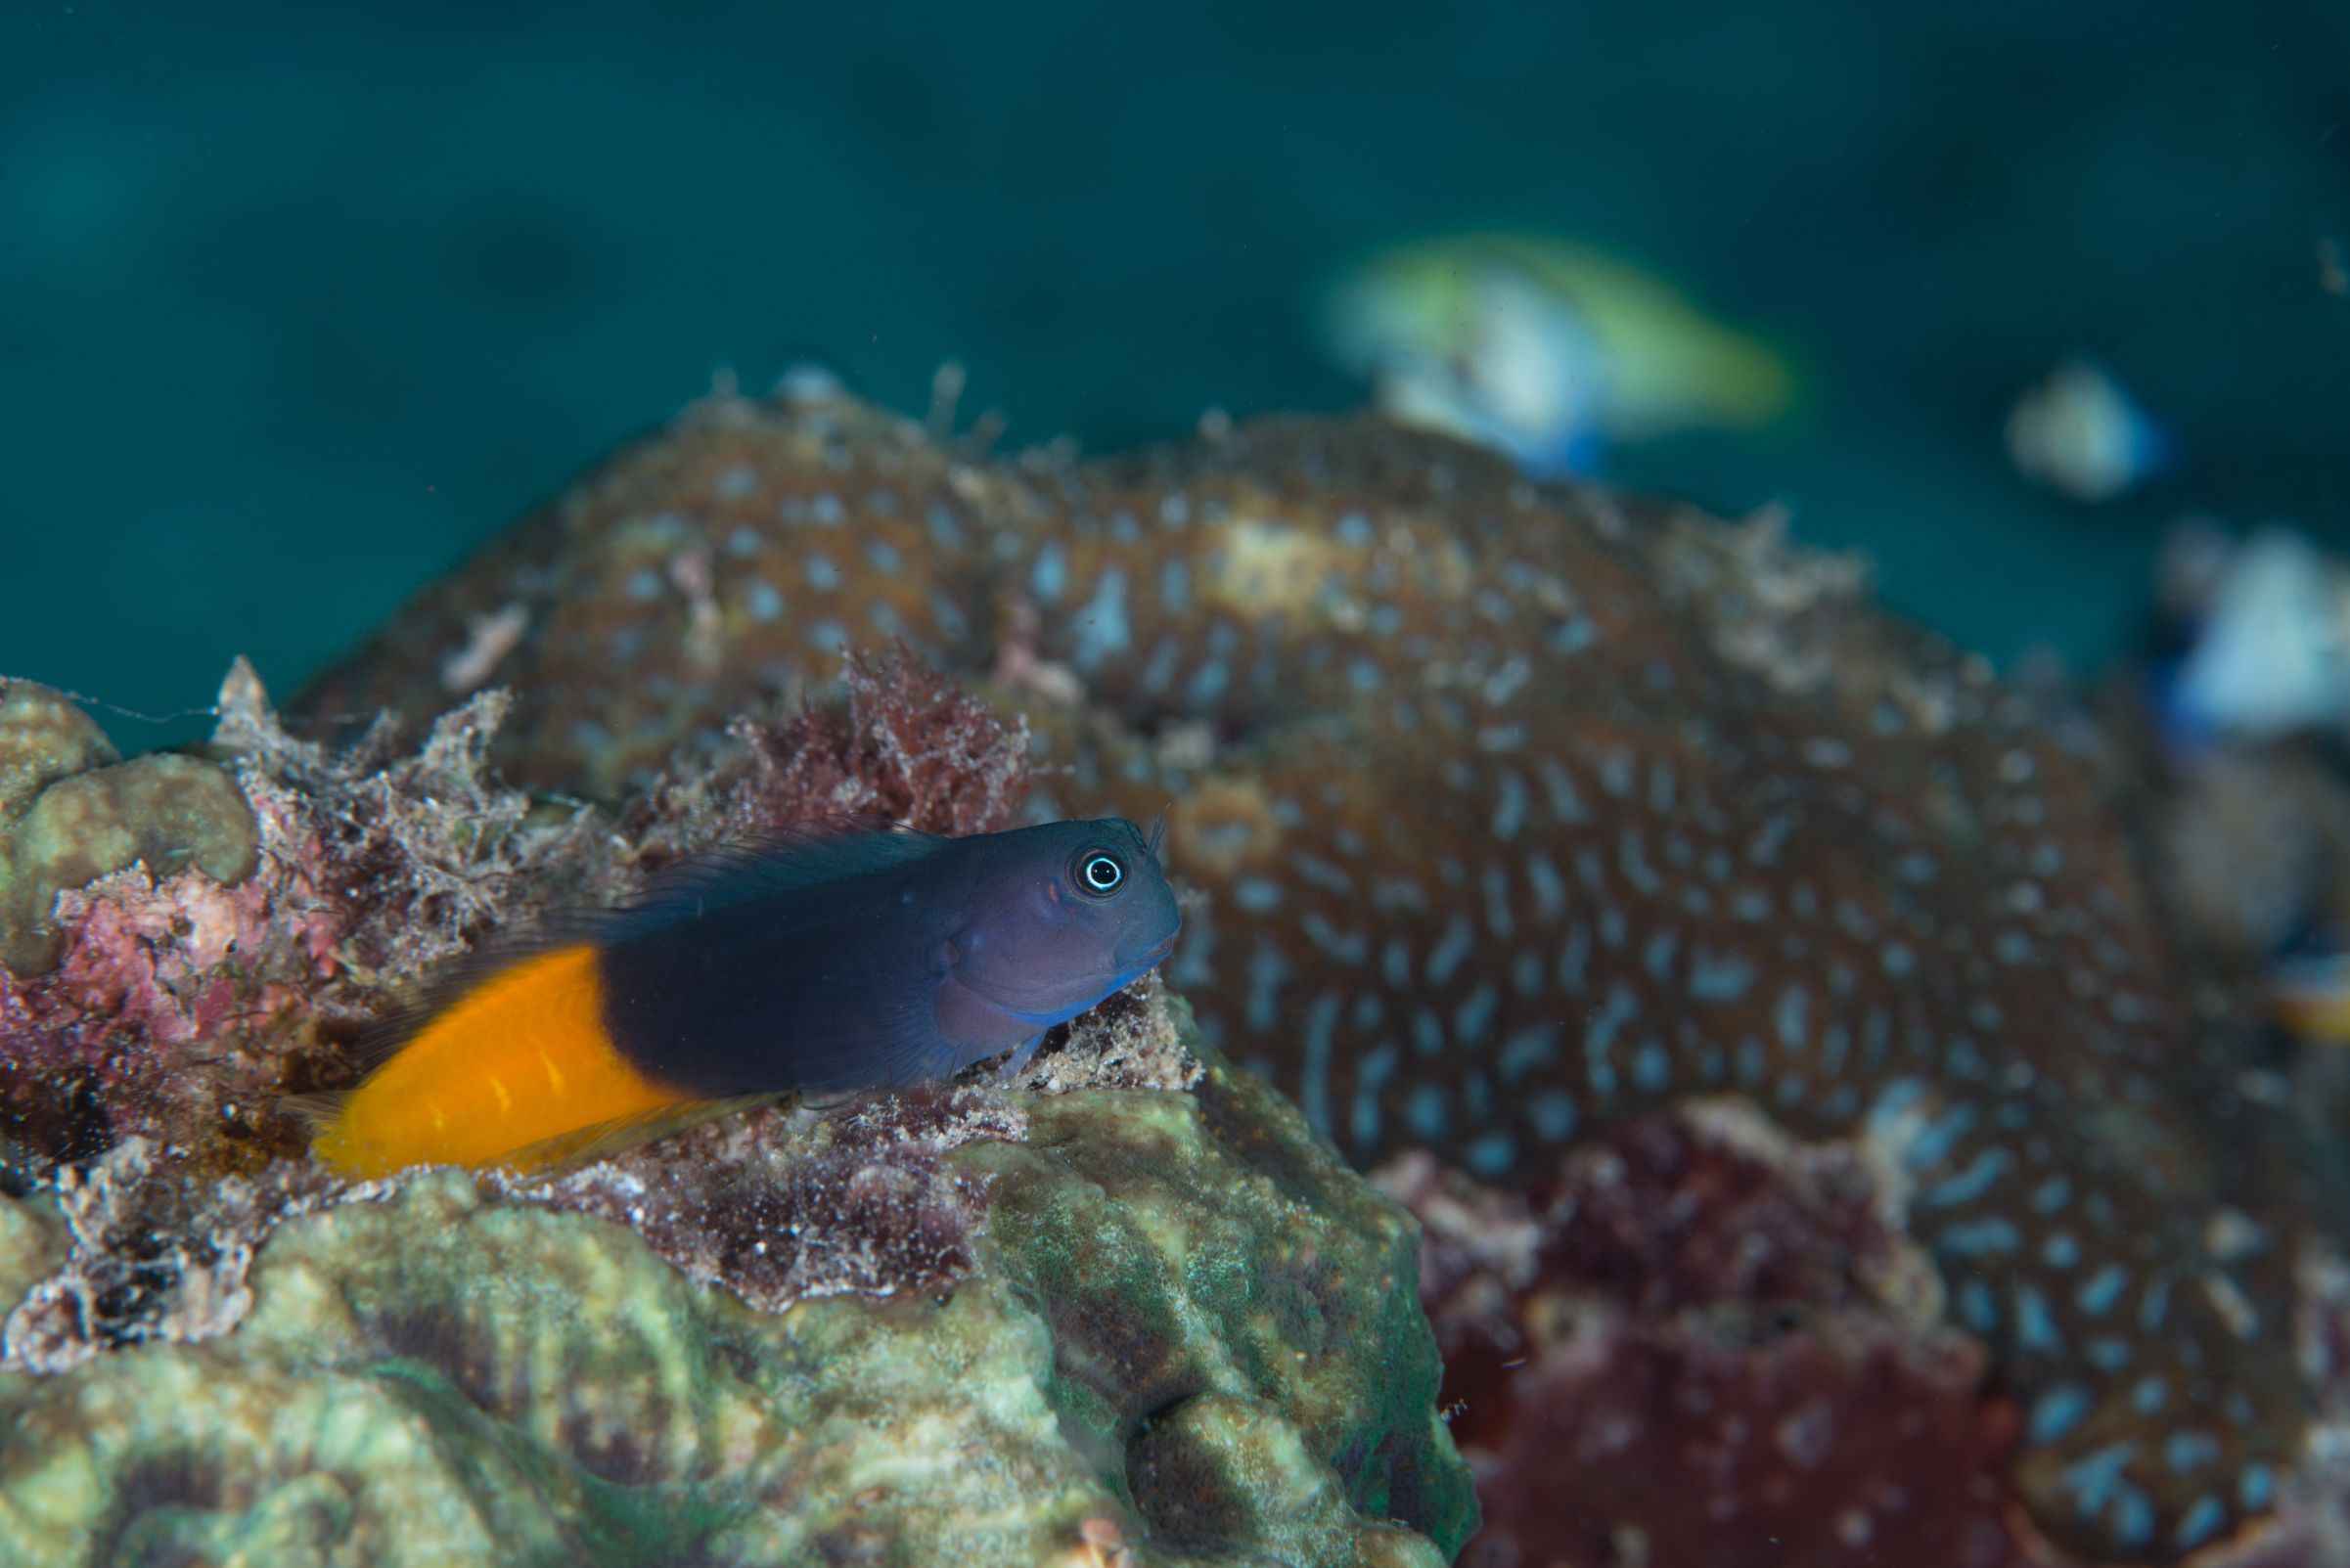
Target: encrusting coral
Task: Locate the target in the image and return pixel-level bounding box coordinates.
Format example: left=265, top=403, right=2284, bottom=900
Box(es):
left=0, top=650, right=1474, bottom=1566
left=0, top=680, right=119, bottom=819
left=0, top=1042, right=1470, bottom=1568
left=0, top=680, right=259, bottom=975
left=297, top=381, right=2350, bottom=1565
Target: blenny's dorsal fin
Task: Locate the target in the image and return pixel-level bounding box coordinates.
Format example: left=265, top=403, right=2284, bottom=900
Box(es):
left=615, top=814, right=947, bottom=926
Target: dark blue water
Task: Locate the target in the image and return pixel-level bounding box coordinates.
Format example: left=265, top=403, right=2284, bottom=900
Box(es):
left=4, top=0, right=2345, bottom=724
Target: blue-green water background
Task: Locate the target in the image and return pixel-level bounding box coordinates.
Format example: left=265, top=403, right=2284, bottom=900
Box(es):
left=4, top=0, right=2345, bottom=728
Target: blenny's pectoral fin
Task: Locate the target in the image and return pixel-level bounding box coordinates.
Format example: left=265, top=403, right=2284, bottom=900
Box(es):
left=996, top=1031, right=1049, bottom=1082
left=277, top=1091, right=351, bottom=1132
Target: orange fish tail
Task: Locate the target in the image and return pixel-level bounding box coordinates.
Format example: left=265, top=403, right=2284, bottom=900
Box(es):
left=313, top=945, right=690, bottom=1178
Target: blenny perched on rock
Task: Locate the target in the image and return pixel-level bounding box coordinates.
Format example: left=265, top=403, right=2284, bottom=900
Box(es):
left=312, top=816, right=1179, bottom=1177
left=303, top=384, right=2350, bottom=1563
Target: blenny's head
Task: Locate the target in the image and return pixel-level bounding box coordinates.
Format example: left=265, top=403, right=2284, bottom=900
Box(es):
left=950, top=816, right=1180, bottom=1024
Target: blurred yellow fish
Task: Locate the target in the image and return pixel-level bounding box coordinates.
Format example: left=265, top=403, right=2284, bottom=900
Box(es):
left=2272, top=948, right=2350, bottom=1045
left=1317, top=232, right=1797, bottom=474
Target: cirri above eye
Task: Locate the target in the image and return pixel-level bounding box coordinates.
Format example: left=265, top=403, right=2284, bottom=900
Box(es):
left=1077, top=851, right=1125, bottom=895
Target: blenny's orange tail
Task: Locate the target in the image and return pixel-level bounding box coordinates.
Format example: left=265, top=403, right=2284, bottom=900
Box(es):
left=311, top=945, right=693, bottom=1179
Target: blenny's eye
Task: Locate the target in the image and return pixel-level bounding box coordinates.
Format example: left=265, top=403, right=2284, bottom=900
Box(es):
left=1077, top=851, right=1126, bottom=896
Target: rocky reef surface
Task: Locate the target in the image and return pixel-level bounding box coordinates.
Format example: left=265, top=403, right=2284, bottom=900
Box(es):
left=0, top=657, right=1474, bottom=1567
left=9, top=379, right=2350, bottom=1567
left=0, top=1050, right=1465, bottom=1568
left=295, top=382, right=2350, bottom=1566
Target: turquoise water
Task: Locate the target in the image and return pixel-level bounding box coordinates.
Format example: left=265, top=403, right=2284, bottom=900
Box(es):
left=4, top=0, right=2345, bottom=717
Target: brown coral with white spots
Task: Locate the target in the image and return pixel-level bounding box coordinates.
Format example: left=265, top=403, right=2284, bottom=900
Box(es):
left=299, top=383, right=2350, bottom=1563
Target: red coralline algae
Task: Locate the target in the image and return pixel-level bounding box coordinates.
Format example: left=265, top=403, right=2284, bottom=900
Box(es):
left=1396, top=1101, right=2350, bottom=1568
left=1, top=867, right=300, bottom=1167
left=734, top=644, right=1032, bottom=836
left=509, top=1087, right=1024, bottom=1315
left=625, top=643, right=1033, bottom=866
left=1470, top=1318, right=2030, bottom=1568
left=0, top=662, right=596, bottom=1174
left=1384, top=1104, right=2044, bottom=1568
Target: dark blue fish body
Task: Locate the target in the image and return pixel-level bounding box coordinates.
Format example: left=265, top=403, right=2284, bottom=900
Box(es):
left=597, top=817, right=1180, bottom=1096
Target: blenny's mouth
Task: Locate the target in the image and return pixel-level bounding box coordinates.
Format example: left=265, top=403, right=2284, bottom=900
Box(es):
left=1137, top=933, right=1178, bottom=968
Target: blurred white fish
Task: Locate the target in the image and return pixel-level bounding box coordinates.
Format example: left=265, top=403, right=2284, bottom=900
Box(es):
left=2166, top=527, right=2350, bottom=741
left=2003, top=357, right=2170, bottom=503
left=2318, top=235, right=2347, bottom=298
left=1317, top=233, right=1796, bottom=476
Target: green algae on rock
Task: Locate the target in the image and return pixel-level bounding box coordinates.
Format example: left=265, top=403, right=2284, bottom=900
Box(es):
left=0, top=1182, right=65, bottom=1323
left=0, top=1024, right=1474, bottom=1567
left=0, top=682, right=119, bottom=821
left=0, top=680, right=258, bottom=976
